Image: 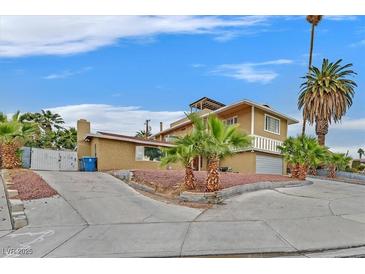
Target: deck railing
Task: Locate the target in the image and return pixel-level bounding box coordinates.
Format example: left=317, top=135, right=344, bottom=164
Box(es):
left=251, top=135, right=283, bottom=153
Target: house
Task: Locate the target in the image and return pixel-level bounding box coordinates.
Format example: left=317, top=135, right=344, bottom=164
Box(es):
left=153, top=97, right=298, bottom=175
left=77, top=97, right=298, bottom=174
left=77, top=119, right=176, bottom=171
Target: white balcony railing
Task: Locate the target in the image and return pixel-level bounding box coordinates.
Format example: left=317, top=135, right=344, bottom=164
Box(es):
left=251, top=134, right=283, bottom=154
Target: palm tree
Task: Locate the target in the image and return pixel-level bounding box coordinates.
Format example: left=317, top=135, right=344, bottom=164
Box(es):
left=22, top=110, right=64, bottom=132
left=326, top=152, right=351, bottom=178
left=278, top=135, right=327, bottom=180
left=161, top=134, right=199, bottom=190
left=0, top=113, right=36, bottom=168
left=357, top=148, right=364, bottom=159
left=302, top=15, right=323, bottom=135
left=298, top=59, right=357, bottom=146
left=193, top=115, right=252, bottom=192
left=135, top=130, right=152, bottom=138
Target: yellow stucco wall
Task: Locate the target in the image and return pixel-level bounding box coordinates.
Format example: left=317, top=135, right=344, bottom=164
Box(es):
left=96, top=138, right=182, bottom=171
left=253, top=108, right=288, bottom=141
left=220, top=152, right=256, bottom=174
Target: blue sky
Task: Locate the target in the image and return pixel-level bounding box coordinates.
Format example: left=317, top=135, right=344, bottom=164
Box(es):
left=0, top=16, right=364, bottom=156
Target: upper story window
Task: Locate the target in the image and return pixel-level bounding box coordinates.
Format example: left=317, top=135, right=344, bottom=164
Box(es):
left=225, top=116, right=238, bottom=126
left=264, top=114, right=280, bottom=135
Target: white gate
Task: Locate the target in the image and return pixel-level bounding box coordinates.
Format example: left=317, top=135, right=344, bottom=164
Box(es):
left=30, top=148, right=78, bottom=171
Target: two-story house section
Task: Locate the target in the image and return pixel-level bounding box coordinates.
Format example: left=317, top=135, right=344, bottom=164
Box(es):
left=153, top=97, right=299, bottom=175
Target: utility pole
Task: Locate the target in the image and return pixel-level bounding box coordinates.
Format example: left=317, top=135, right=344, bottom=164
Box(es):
left=144, top=119, right=151, bottom=139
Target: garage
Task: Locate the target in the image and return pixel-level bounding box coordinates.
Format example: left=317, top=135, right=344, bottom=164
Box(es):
left=256, top=154, right=283, bottom=175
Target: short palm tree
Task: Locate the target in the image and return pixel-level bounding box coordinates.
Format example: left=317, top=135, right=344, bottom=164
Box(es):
left=357, top=148, right=364, bottom=160
left=278, top=135, right=327, bottom=180
left=298, top=59, right=357, bottom=146
left=161, top=134, right=199, bottom=190
left=196, top=115, right=252, bottom=192
left=0, top=113, right=36, bottom=168
left=326, top=152, right=351, bottom=178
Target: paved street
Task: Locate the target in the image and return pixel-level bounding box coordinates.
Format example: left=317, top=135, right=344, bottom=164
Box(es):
left=1, top=171, right=365, bottom=257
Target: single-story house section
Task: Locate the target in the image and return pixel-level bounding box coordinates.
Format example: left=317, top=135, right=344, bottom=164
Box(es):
left=77, top=97, right=299, bottom=174
left=77, top=119, right=175, bottom=171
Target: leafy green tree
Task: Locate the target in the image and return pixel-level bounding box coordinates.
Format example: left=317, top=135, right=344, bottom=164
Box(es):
left=299, top=59, right=357, bottom=146
left=278, top=135, right=327, bottom=180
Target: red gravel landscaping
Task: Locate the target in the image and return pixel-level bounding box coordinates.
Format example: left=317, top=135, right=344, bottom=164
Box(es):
left=132, top=169, right=296, bottom=192
left=8, top=169, right=58, bottom=200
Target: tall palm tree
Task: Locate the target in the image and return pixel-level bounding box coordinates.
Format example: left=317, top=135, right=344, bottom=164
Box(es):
left=161, top=134, right=199, bottom=190
left=22, top=110, right=64, bottom=132
left=0, top=113, right=36, bottom=168
left=298, top=59, right=357, bottom=146
left=357, top=148, right=364, bottom=159
left=194, top=115, right=252, bottom=192
left=302, top=15, right=323, bottom=136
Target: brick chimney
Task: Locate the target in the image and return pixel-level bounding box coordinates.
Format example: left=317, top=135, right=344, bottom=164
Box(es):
left=77, top=119, right=91, bottom=159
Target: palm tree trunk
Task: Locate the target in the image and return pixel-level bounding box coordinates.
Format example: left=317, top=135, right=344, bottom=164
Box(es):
left=0, top=142, right=21, bottom=169
left=302, top=23, right=316, bottom=136
left=297, top=164, right=308, bottom=180
left=315, top=117, right=328, bottom=146
left=206, top=156, right=221, bottom=192
left=328, top=165, right=336, bottom=178
left=184, top=164, right=196, bottom=190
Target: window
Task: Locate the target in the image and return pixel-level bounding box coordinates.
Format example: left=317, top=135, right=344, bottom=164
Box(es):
left=264, top=115, right=280, bottom=134
left=165, top=135, right=178, bottom=143
left=136, top=146, right=163, bottom=161
left=225, top=116, right=238, bottom=125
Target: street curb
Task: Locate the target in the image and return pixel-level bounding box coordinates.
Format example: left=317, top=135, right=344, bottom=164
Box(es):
left=180, top=180, right=312, bottom=204
left=0, top=169, right=28, bottom=230
left=109, top=170, right=312, bottom=204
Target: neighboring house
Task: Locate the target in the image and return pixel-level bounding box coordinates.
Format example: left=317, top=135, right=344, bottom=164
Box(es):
left=153, top=97, right=298, bottom=175
left=77, top=119, right=175, bottom=171
left=77, top=97, right=298, bottom=174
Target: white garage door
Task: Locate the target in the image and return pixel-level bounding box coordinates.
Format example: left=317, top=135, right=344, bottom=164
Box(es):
left=256, top=155, right=283, bottom=175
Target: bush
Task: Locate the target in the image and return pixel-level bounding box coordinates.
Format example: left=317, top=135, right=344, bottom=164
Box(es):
left=358, top=165, right=365, bottom=171
left=352, top=160, right=361, bottom=169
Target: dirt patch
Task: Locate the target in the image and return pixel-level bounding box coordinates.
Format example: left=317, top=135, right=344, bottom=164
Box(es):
left=132, top=169, right=295, bottom=193
left=8, top=169, right=58, bottom=200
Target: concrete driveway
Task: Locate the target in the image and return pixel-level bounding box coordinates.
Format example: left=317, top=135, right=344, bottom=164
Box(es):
left=1, top=171, right=365, bottom=257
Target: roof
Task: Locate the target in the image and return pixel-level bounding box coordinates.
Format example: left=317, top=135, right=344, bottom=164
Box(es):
left=153, top=99, right=299, bottom=137
left=189, top=97, right=225, bottom=111
left=85, top=131, right=174, bottom=147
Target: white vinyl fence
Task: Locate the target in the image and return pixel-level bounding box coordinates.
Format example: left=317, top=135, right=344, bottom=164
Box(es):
left=22, top=147, right=78, bottom=171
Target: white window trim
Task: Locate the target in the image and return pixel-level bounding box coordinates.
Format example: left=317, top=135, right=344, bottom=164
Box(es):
left=225, top=116, right=238, bottom=125
left=264, top=114, right=281, bottom=135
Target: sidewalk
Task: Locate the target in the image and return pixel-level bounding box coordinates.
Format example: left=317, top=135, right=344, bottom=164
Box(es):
left=0, top=174, right=12, bottom=232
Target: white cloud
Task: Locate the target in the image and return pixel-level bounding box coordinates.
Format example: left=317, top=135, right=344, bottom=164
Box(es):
left=350, top=39, right=365, bottom=47
left=47, top=104, right=185, bottom=135
left=0, top=16, right=268, bottom=57
left=212, top=59, right=293, bottom=84
left=325, top=16, right=357, bottom=21
left=43, top=66, right=92, bottom=80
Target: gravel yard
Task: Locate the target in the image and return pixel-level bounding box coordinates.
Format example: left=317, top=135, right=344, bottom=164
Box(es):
left=132, top=169, right=295, bottom=192
left=8, top=169, right=58, bottom=200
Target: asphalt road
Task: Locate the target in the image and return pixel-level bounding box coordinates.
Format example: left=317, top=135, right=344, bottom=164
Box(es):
left=1, top=171, right=365, bottom=258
